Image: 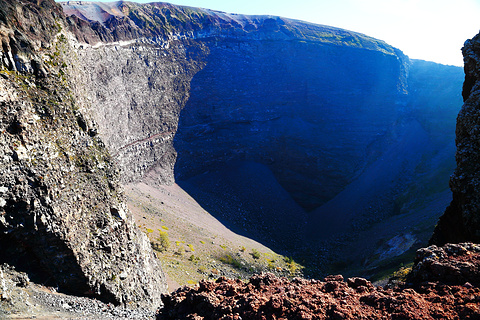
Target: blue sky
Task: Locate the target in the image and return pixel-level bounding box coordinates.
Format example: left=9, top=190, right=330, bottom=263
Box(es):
left=60, top=0, right=480, bottom=66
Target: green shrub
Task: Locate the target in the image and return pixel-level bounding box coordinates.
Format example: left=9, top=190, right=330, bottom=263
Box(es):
left=219, top=254, right=242, bottom=269
left=251, top=249, right=261, bottom=260
left=152, top=231, right=170, bottom=252
left=189, top=255, right=200, bottom=263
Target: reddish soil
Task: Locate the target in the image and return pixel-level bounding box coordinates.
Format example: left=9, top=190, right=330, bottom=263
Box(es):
left=157, top=243, right=480, bottom=320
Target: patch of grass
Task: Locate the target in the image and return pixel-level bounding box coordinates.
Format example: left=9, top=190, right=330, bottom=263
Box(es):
left=267, top=259, right=276, bottom=271
left=251, top=249, right=261, bottom=260
left=284, top=256, right=294, bottom=264
left=175, top=246, right=185, bottom=256
left=189, top=255, right=200, bottom=263
left=391, top=264, right=413, bottom=282
left=284, top=257, right=303, bottom=277
left=219, top=254, right=243, bottom=269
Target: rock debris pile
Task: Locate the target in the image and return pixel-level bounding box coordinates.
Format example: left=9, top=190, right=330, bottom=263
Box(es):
left=158, top=243, right=480, bottom=320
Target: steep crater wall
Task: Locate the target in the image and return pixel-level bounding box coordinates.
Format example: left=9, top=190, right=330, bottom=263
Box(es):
left=67, top=2, right=410, bottom=209
left=62, top=1, right=463, bottom=260
left=175, top=38, right=407, bottom=211
left=72, top=38, right=208, bottom=185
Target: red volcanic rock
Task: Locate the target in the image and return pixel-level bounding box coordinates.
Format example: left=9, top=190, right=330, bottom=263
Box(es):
left=158, top=244, right=480, bottom=320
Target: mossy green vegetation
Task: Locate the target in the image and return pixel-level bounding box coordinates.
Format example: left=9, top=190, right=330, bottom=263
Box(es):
left=219, top=254, right=243, bottom=269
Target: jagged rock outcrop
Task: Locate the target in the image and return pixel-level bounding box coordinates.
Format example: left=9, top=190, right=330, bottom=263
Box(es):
left=408, top=243, right=480, bottom=286
left=0, top=0, right=166, bottom=308
left=431, top=31, right=480, bottom=245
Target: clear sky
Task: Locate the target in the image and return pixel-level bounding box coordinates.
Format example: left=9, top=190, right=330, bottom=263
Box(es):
left=65, top=0, right=480, bottom=66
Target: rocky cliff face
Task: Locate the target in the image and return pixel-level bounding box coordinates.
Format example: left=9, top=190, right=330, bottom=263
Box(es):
left=0, top=0, right=166, bottom=308
left=70, top=37, right=208, bottom=186
left=63, top=2, right=409, bottom=200
left=431, top=31, right=480, bottom=245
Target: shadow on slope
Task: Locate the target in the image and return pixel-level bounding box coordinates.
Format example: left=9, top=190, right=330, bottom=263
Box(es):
left=125, top=182, right=304, bottom=290
left=308, top=120, right=430, bottom=241
left=305, top=119, right=455, bottom=277
left=177, top=160, right=308, bottom=255
left=172, top=119, right=456, bottom=278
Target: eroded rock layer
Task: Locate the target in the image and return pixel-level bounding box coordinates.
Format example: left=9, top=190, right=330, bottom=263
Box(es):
left=0, top=0, right=166, bottom=308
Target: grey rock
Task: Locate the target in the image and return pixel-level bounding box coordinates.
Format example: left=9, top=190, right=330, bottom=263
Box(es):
left=409, top=243, right=480, bottom=286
